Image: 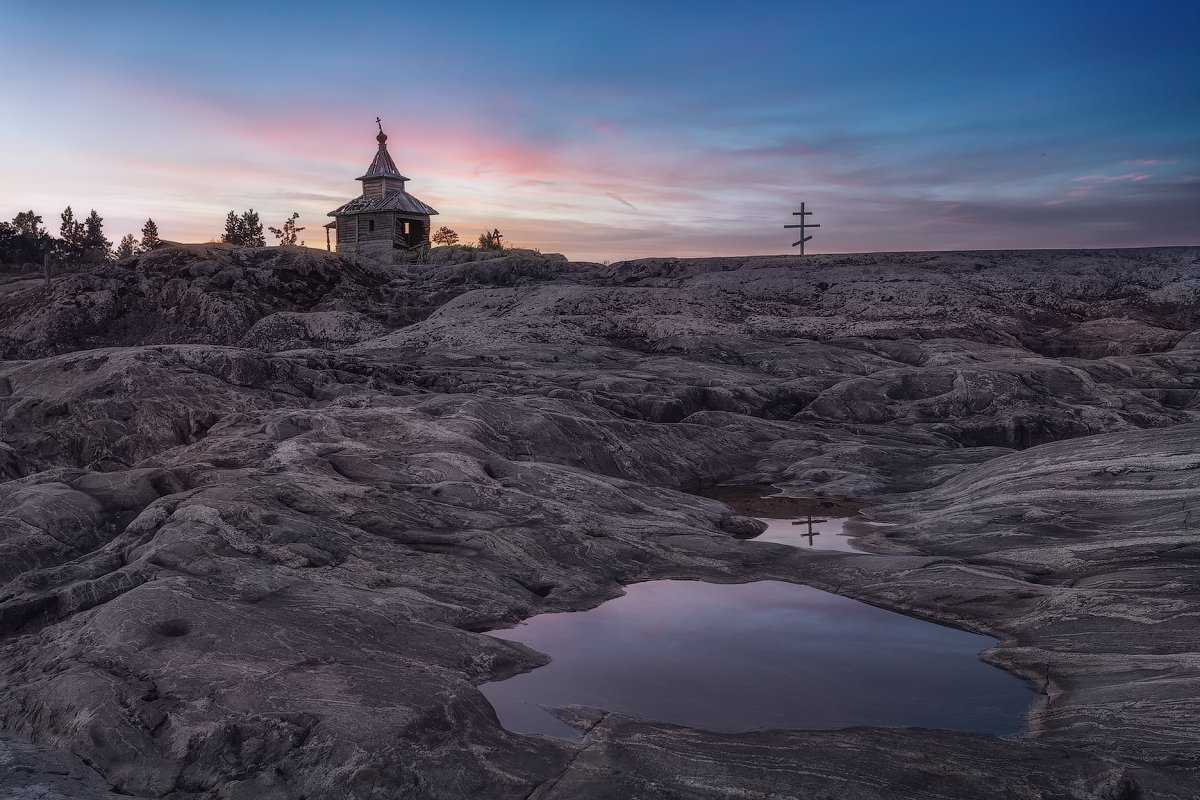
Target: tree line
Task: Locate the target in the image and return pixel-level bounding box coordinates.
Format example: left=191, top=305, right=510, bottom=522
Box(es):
left=221, top=209, right=305, bottom=247
left=0, top=208, right=160, bottom=266
left=0, top=206, right=310, bottom=267
left=2, top=208, right=509, bottom=266
left=431, top=226, right=508, bottom=251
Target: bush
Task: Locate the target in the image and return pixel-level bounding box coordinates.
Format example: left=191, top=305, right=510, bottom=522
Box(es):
left=477, top=228, right=504, bottom=250
left=432, top=226, right=459, bottom=246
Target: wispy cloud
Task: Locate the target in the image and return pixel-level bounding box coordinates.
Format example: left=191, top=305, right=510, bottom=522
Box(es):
left=1, top=1, right=1197, bottom=261
left=1071, top=173, right=1151, bottom=183
left=1045, top=172, right=1158, bottom=206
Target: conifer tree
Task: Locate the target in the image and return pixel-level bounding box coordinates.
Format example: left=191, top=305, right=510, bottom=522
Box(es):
left=240, top=209, right=265, bottom=247
left=13, top=211, right=43, bottom=238
left=220, top=209, right=266, bottom=247
left=432, top=226, right=459, bottom=246
left=0, top=212, right=52, bottom=264
left=268, top=212, right=305, bottom=246
left=115, top=234, right=138, bottom=260
left=59, top=206, right=86, bottom=262
left=222, top=211, right=241, bottom=245
left=83, top=209, right=112, bottom=262
left=140, top=218, right=161, bottom=251
left=59, top=206, right=76, bottom=239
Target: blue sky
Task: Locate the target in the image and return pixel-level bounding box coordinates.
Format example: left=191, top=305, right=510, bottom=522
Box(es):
left=0, top=0, right=1196, bottom=260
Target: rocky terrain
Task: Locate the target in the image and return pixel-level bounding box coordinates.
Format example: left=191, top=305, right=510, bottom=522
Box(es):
left=0, top=243, right=1197, bottom=798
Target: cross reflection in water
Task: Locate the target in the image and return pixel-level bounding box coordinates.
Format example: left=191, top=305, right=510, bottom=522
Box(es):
left=789, top=514, right=828, bottom=546
left=755, top=515, right=863, bottom=552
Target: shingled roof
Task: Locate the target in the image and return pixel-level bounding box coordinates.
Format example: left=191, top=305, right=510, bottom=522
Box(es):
left=357, top=130, right=410, bottom=182
left=328, top=192, right=439, bottom=217
left=329, top=123, right=438, bottom=220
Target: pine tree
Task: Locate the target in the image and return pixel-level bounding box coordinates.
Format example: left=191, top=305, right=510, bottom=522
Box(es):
left=59, top=206, right=76, bottom=239
left=59, top=206, right=86, bottom=262
left=0, top=222, right=14, bottom=265
left=1, top=212, right=51, bottom=264
left=221, top=209, right=266, bottom=247
left=13, top=211, right=43, bottom=238
left=115, top=234, right=138, bottom=260
left=222, top=211, right=241, bottom=245
left=140, top=218, right=161, bottom=251
left=82, top=209, right=112, bottom=263
left=268, top=212, right=305, bottom=246
left=432, top=226, right=459, bottom=246
left=240, top=210, right=265, bottom=247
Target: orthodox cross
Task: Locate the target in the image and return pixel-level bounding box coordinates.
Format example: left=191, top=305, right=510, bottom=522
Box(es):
left=376, top=116, right=383, bottom=133
left=791, top=514, right=825, bottom=546
left=784, top=202, right=820, bottom=255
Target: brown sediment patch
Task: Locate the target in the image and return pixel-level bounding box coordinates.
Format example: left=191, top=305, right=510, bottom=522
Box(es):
left=696, top=485, right=866, bottom=518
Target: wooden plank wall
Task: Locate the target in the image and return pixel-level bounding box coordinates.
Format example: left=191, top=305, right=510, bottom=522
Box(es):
left=335, top=213, right=432, bottom=251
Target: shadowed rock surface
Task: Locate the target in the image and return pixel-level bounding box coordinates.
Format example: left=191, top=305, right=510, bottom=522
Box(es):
left=0, top=244, right=1197, bottom=798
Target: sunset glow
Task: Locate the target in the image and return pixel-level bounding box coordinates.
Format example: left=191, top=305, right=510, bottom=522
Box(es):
left=1, top=0, right=1196, bottom=261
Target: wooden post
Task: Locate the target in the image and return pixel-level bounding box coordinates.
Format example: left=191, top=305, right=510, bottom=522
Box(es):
left=326, top=225, right=331, bottom=252
left=42, top=254, right=51, bottom=289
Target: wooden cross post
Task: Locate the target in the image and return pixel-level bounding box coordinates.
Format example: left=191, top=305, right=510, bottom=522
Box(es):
left=791, top=514, right=821, bottom=545
left=784, top=202, right=820, bottom=255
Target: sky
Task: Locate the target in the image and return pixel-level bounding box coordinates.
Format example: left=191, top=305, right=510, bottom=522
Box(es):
left=0, top=0, right=1196, bottom=262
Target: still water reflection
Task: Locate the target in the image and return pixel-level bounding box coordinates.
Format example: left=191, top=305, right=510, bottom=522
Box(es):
left=751, top=515, right=865, bottom=552
left=482, top=580, right=1032, bottom=741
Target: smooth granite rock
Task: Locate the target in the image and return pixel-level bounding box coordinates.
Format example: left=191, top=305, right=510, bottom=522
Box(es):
left=0, top=244, right=1197, bottom=798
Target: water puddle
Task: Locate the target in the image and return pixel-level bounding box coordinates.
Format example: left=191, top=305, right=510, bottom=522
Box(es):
left=751, top=515, right=865, bottom=552
left=482, top=580, right=1032, bottom=741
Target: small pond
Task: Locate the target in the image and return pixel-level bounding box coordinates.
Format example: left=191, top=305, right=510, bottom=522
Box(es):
left=751, top=514, right=866, bottom=552
left=482, top=580, right=1032, bottom=741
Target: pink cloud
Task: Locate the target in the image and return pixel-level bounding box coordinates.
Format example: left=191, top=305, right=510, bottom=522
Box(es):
left=1043, top=185, right=1097, bottom=206
left=10, top=59, right=1189, bottom=263
left=1071, top=173, right=1151, bottom=183
left=1045, top=171, right=1158, bottom=207
left=11, top=67, right=853, bottom=256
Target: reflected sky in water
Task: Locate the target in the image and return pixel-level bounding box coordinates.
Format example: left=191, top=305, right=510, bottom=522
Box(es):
left=752, top=515, right=865, bottom=552
left=482, top=580, right=1032, bottom=741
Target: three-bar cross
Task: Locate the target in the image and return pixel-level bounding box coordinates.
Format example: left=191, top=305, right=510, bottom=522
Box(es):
left=784, top=202, right=820, bottom=255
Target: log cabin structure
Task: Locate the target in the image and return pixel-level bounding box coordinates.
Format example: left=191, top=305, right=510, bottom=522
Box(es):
left=325, top=121, right=438, bottom=254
